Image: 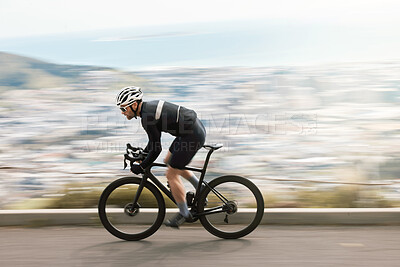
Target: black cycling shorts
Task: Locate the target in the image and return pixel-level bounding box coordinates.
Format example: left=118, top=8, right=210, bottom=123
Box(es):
left=168, top=118, right=206, bottom=169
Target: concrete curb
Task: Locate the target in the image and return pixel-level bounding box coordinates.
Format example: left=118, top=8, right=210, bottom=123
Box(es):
left=0, top=208, right=399, bottom=226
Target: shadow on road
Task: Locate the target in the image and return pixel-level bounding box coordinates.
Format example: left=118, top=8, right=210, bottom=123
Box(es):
left=73, top=235, right=252, bottom=265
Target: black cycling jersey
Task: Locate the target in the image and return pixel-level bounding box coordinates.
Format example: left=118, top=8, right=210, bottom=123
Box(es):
left=139, top=100, right=204, bottom=169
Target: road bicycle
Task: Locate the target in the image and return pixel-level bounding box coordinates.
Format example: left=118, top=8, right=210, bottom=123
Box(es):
left=98, top=143, right=264, bottom=241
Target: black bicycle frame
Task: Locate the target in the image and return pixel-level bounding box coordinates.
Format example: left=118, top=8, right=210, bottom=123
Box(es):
left=130, top=147, right=228, bottom=216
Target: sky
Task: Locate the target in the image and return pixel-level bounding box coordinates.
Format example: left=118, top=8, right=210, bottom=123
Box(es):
left=1, top=0, right=400, bottom=68
left=1, top=0, right=400, bottom=39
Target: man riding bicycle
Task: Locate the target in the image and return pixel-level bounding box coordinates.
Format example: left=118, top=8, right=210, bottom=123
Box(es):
left=116, top=86, right=206, bottom=228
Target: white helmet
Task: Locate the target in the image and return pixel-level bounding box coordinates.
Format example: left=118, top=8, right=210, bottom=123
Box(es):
left=116, top=86, right=143, bottom=107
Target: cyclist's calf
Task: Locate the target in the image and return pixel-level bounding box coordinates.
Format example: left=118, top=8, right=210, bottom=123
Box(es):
left=166, top=166, right=186, bottom=203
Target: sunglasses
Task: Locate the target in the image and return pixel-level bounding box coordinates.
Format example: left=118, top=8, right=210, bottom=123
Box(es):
left=119, top=105, right=131, bottom=112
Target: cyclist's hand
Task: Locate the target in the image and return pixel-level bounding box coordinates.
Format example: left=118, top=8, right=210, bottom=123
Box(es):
left=131, top=164, right=145, bottom=174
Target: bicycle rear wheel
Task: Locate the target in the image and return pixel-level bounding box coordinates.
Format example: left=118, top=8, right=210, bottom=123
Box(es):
left=198, top=175, right=264, bottom=239
left=98, top=177, right=165, bottom=241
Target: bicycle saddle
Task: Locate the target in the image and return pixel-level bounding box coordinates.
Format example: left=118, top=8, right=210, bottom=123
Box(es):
left=203, top=143, right=223, bottom=150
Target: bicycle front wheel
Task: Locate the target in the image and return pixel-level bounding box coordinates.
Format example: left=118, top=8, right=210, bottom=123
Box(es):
left=98, top=177, right=165, bottom=241
left=198, top=175, right=264, bottom=239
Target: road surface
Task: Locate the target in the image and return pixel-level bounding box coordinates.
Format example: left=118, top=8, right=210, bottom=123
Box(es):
left=1, top=225, right=399, bottom=266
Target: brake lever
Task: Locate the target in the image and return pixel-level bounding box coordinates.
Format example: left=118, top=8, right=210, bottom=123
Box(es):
left=123, top=154, right=129, bottom=169
left=126, top=143, right=141, bottom=154
left=127, top=143, right=135, bottom=151
left=124, top=153, right=136, bottom=169
left=123, top=147, right=148, bottom=169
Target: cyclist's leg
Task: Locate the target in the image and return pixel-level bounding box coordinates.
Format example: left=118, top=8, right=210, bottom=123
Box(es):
left=166, top=141, right=192, bottom=220
left=165, top=146, right=199, bottom=189
left=168, top=118, right=206, bottom=171
left=174, top=119, right=206, bottom=190
left=164, top=165, right=191, bottom=228
left=165, top=119, right=206, bottom=227
left=165, top=166, right=186, bottom=203
left=163, top=150, right=172, bottom=164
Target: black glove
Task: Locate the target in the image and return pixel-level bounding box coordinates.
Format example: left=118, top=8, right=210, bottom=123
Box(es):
left=131, top=164, right=145, bottom=174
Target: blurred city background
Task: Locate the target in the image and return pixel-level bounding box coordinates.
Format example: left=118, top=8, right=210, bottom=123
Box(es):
left=0, top=0, right=399, bottom=210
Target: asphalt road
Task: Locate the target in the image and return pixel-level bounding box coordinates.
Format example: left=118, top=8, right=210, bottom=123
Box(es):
left=1, top=225, right=399, bottom=266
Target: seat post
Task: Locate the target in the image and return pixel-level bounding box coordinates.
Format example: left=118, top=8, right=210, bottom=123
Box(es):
left=198, top=148, right=215, bottom=185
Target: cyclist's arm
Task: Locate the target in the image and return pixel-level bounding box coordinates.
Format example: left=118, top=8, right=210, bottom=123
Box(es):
left=140, top=122, right=162, bottom=169
left=143, top=143, right=150, bottom=153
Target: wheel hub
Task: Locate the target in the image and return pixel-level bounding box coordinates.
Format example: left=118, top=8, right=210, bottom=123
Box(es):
left=124, top=203, right=141, bottom=217
left=224, top=201, right=238, bottom=214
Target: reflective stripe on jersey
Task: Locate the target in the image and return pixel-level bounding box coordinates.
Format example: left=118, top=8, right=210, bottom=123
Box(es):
left=155, top=100, right=164, bottom=120
left=176, top=106, right=181, bottom=123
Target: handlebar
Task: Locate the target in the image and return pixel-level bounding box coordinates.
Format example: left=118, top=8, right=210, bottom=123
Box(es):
left=123, top=143, right=148, bottom=169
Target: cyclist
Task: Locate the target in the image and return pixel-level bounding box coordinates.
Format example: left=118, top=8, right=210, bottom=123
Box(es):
left=116, top=86, right=206, bottom=228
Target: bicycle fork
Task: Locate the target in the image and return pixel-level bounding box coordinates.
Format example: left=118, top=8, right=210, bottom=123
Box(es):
left=128, top=175, right=147, bottom=213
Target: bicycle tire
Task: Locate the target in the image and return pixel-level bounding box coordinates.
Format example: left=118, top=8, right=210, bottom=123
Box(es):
left=98, top=177, right=165, bottom=241
left=197, top=175, right=264, bottom=239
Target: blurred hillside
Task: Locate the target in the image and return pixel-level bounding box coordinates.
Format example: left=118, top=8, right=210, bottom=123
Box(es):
left=0, top=52, right=399, bottom=208
left=0, top=52, right=112, bottom=89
